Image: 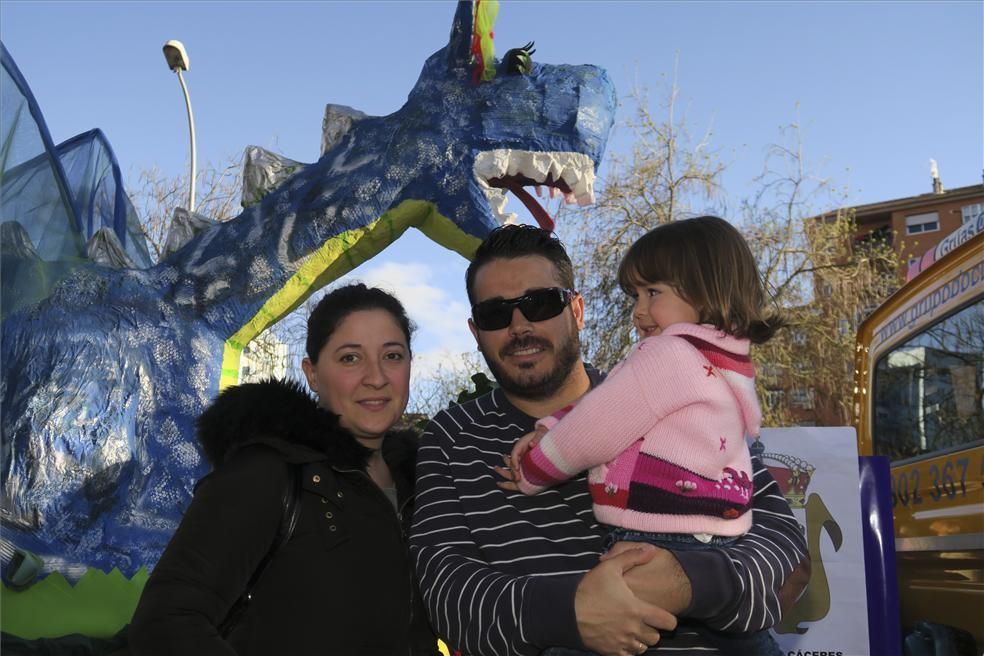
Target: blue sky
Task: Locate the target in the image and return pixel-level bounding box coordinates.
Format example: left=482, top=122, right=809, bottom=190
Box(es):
left=2, top=1, right=981, bottom=405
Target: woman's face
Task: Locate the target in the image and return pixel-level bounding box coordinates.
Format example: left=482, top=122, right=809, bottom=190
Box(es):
left=302, top=309, right=411, bottom=443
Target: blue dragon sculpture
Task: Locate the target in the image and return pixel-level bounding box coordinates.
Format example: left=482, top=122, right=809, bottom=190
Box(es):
left=0, top=0, right=615, bottom=576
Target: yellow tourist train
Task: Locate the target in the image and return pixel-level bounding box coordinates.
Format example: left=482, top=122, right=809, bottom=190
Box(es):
left=854, top=230, right=983, bottom=653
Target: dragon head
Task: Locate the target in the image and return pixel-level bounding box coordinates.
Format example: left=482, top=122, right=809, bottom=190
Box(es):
left=296, top=0, right=615, bottom=255
left=398, top=0, right=616, bottom=237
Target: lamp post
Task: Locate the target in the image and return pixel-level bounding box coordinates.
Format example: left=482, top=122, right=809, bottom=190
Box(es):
left=162, top=40, right=196, bottom=212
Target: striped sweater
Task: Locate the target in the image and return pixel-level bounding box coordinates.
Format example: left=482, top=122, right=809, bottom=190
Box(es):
left=519, top=323, right=759, bottom=536
left=409, top=370, right=808, bottom=656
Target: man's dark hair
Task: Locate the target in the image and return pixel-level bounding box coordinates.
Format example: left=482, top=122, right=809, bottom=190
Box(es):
left=306, top=283, right=416, bottom=362
left=465, top=225, right=576, bottom=305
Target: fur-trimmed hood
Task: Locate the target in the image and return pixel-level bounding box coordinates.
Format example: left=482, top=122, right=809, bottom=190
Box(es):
left=196, top=378, right=419, bottom=482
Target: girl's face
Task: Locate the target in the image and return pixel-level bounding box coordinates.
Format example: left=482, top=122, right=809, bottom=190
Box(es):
left=302, top=309, right=411, bottom=444
left=631, top=282, right=701, bottom=339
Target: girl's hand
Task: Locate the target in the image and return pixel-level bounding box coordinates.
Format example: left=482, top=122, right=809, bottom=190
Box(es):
left=495, top=426, right=547, bottom=492
left=510, top=426, right=547, bottom=472
left=494, top=453, right=520, bottom=491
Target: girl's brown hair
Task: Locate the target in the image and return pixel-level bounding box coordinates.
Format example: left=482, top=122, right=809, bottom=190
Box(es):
left=617, top=216, right=781, bottom=344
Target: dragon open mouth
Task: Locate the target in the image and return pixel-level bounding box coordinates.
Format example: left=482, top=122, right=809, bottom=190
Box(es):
left=474, top=149, right=597, bottom=232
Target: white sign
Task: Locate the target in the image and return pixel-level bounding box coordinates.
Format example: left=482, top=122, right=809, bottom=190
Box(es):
left=753, top=427, right=872, bottom=656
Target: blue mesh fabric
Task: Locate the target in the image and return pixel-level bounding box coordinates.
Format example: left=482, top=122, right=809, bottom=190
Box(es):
left=1, top=42, right=151, bottom=320
left=1, top=42, right=83, bottom=262
left=56, top=130, right=152, bottom=268
left=1, top=42, right=87, bottom=318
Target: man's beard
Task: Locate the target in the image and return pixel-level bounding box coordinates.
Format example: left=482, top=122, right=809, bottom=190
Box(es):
left=480, top=325, right=582, bottom=401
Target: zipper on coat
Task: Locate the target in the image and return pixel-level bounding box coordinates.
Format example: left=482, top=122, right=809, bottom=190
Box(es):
left=332, top=465, right=418, bottom=651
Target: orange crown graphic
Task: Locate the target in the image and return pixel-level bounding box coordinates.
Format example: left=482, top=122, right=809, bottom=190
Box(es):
left=750, top=437, right=815, bottom=509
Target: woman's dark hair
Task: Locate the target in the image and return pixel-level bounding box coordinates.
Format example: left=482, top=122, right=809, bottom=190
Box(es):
left=465, top=225, right=575, bottom=304
left=617, top=216, right=782, bottom=344
left=305, top=283, right=416, bottom=362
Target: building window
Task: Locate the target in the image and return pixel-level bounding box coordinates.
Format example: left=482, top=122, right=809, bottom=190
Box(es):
left=792, top=331, right=807, bottom=346
left=765, top=390, right=785, bottom=410
left=819, top=282, right=833, bottom=297
left=839, top=318, right=851, bottom=336
left=905, top=212, right=939, bottom=235
left=761, top=364, right=783, bottom=382
left=791, top=388, right=815, bottom=410
left=962, top=203, right=984, bottom=224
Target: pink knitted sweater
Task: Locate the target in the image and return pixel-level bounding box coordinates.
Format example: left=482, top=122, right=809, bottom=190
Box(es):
left=518, top=323, right=759, bottom=536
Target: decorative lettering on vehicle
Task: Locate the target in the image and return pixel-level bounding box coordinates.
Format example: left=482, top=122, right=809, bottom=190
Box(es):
left=891, top=453, right=981, bottom=508
left=873, top=261, right=984, bottom=350
left=907, top=213, right=984, bottom=281
left=935, top=212, right=984, bottom=260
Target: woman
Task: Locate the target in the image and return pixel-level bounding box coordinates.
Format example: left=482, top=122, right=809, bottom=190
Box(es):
left=129, top=283, right=436, bottom=655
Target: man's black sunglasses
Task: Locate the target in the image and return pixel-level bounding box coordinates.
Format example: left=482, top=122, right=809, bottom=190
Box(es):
left=471, top=287, right=577, bottom=331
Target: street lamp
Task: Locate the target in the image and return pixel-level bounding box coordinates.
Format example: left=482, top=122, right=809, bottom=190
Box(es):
left=162, top=40, right=196, bottom=212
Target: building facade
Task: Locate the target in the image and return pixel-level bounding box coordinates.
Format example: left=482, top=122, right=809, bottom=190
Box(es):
left=847, top=183, right=984, bottom=279
left=761, top=180, right=984, bottom=428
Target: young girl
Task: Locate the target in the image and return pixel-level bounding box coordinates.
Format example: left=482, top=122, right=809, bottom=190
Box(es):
left=500, top=215, right=782, bottom=654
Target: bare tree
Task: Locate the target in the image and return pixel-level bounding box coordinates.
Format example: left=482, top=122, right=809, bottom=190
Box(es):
left=407, top=351, right=493, bottom=418
left=741, top=127, right=899, bottom=425
left=128, top=156, right=242, bottom=262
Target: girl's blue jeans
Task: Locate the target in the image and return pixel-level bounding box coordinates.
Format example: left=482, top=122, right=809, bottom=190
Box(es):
left=542, top=528, right=783, bottom=656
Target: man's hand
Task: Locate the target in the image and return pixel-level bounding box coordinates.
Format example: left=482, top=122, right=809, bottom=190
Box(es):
left=778, top=556, right=811, bottom=614
left=609, top=543, right=693, bottom=616
left=575, top=545, right=677, bottom=656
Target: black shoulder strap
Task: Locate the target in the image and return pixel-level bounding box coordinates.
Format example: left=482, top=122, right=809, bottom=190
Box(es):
left=272, top=462, right=303, bottom=552
left=218, top=463, right=301, bottom=638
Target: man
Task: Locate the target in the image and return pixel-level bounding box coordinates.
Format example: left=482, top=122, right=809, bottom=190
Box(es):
left=410, top=225, right=808, bottom=655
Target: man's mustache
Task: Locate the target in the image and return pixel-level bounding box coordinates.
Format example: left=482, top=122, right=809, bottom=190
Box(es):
left=500, top=337, right=552, bottom=358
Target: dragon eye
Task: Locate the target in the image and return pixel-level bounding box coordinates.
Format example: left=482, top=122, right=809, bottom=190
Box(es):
left=503, top=41, right=536, bottom=75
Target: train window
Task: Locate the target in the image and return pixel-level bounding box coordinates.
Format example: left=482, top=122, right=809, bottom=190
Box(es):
left=872, top=298, right=984, bottom=461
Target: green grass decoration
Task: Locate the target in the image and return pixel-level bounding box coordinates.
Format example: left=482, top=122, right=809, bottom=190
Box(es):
left=1, top=568, right=148, bottom=639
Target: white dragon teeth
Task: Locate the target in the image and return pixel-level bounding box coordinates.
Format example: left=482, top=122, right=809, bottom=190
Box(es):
left=560, top=165, right=581, bottom=187
left=473, top=149, right=598, bottom=225
left=549, top=159, right=565, bottom=183
left=571, top=173, right=591, bottom=199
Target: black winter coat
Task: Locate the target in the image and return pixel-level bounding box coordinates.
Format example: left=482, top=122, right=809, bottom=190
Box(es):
left=129, top=379, right=436, bottom=656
